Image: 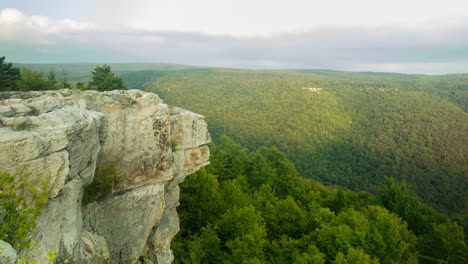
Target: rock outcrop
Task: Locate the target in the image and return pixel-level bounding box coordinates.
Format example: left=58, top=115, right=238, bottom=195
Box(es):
left=0, top=240, right=17, bottom=264
left=0, top=89, right=210, bottom=263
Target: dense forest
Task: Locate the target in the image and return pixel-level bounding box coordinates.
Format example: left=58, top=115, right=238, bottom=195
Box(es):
left=7, top=59, right=465, bottom=214
left=118, top=68, right=467, bottom=215
left=173, top=137, right=467, bottom=264
left=2, top=59, right=467, bottom=262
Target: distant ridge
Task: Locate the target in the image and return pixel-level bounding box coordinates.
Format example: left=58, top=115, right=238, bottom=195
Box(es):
left=11, top=62, right=198, bottom=81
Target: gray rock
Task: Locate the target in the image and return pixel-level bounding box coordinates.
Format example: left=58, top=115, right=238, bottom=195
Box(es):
left=0, top=89, right=210, bottom=264
left=0, top=240, right=17, bottom=264
left=81, top=231, right=110, bottom=263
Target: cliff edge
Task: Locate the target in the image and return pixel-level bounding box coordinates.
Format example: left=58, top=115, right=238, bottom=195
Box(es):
left=0, top=89, right=211, bottom=263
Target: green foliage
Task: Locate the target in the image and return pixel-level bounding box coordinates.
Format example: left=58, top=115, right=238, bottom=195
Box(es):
left=47, top=71, right=58, bottom=89
left=16, top=68, right=50, bottom=91
left=60, top=72, right=71, bottom=89
left=7, top=63, right=464, bottom=213
left=379, top=177, right=434, bottom=235
left=75, top=81, right=86, bottom=90
left=378, top=177, right=468, bottom=263
left=140, top=68, right=467, bottom=214
left=220, top=178, right=251, bottom=209
left=82, top=162, right=125, bottom=205
left=179, top=225, right=225, bottom=264
left=0, top=63, right=77, bottom=91
left=263, top=197, right=307, bottom=239
left=419, top=220, right=468, bottom=264
left=207, top=136, right=249, bottom=181
left=88, top=64, right=127, bottom=91
left=11, top=62, right=194, bottom=83
left=0, top=56, right=21, bottom=91
left=219, top=206, right=268, bottom=263
left=11, top=68, right=69, bottom=91
left=333, top=248, right=379, bottom=264
left=246, top=146, right=299, bottom=199
left=171, top=141, right=178, bottom=152
left=0, top=172, right=49, bottom=250
left=46, top=251, right=57, bottom=262
left=173, top=138, right=427, bottom=264
left=178, top=169, right=224, bottom=234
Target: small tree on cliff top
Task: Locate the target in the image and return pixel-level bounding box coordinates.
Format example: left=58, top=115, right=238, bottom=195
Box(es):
left=0, top=56, right=21, bottom=91
left=88, top=64, right=127, bottom=91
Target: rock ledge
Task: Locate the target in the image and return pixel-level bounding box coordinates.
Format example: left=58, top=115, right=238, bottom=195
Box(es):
left=0, top=89, right=210, bottom=264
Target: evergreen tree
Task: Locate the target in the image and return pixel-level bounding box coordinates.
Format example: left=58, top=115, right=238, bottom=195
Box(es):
left=47, top=71, right=58, bottom=89
left=88, top=64, right=127, bottom=91
left=60, top=72, right=72, bottom=89
left=0, top=56, right=20, bottom=91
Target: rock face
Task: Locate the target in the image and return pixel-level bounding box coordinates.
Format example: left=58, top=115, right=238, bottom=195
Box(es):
left=0, top=240, right=17, bottom=264
left=0, top=89, right=210, bottom=263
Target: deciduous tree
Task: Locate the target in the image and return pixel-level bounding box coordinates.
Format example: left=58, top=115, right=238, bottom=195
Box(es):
left=16, top=68, right=49, bottom=91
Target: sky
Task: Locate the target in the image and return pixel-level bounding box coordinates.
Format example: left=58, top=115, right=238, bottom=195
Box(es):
left=0, top=0, right=467, bottom=74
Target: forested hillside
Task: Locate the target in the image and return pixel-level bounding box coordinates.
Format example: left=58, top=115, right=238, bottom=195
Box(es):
left=173, top=137, right=467, bottom=264
left=6, top=60, right=465, bottom=214
left=2, top=59, right=467, bottom=262
left=120, top=68, right=467, bottom=214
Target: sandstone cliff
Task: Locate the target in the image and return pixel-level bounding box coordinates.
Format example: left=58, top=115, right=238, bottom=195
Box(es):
left=0, top=89, right=211, bottom=263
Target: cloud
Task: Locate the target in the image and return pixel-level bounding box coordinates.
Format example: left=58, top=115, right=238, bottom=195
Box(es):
left=0, top=8, right=94, bottom=36
left=0, top=8, right=467, bottom=74
left=89, top=0, right=468, bottom=36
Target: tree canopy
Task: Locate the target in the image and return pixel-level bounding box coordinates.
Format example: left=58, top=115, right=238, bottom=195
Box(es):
left=173, top=137, right=467, bottom=264
left=88, top=64, right=127, bottom=91
left=0, top=59, right=127, bottom=91
left=135, top=68, right=467, bottom=214
left=0, top=56, right=21, bottom=91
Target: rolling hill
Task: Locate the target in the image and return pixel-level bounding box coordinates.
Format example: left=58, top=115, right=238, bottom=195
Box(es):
left=12, top=62, right=466, bottom=213
left=120, top=68, right=467, bottom=214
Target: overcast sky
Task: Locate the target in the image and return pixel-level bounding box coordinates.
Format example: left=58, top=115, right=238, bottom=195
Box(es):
left=1, top=0, right=467, bottom=74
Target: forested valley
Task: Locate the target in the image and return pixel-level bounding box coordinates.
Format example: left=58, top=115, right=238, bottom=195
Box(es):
left=120, top=67, right=467, bottom=263
left=173, top=136, right=467, bottom=264
left=2, top=59, right=466, bottom=263
left=124, top=68, right=467, bottom=216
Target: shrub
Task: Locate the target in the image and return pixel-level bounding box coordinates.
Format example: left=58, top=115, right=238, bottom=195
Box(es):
left=171, top=141, right=178, bottom=152
left=82, top=161, right=125, bottom=205
left=0, top=172, right=49, bottom=250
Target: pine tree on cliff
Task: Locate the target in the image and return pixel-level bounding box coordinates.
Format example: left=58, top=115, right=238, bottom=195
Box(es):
left=0, top=56, right=21, bottom=91
left=88, top=64, right=127, bottom=91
